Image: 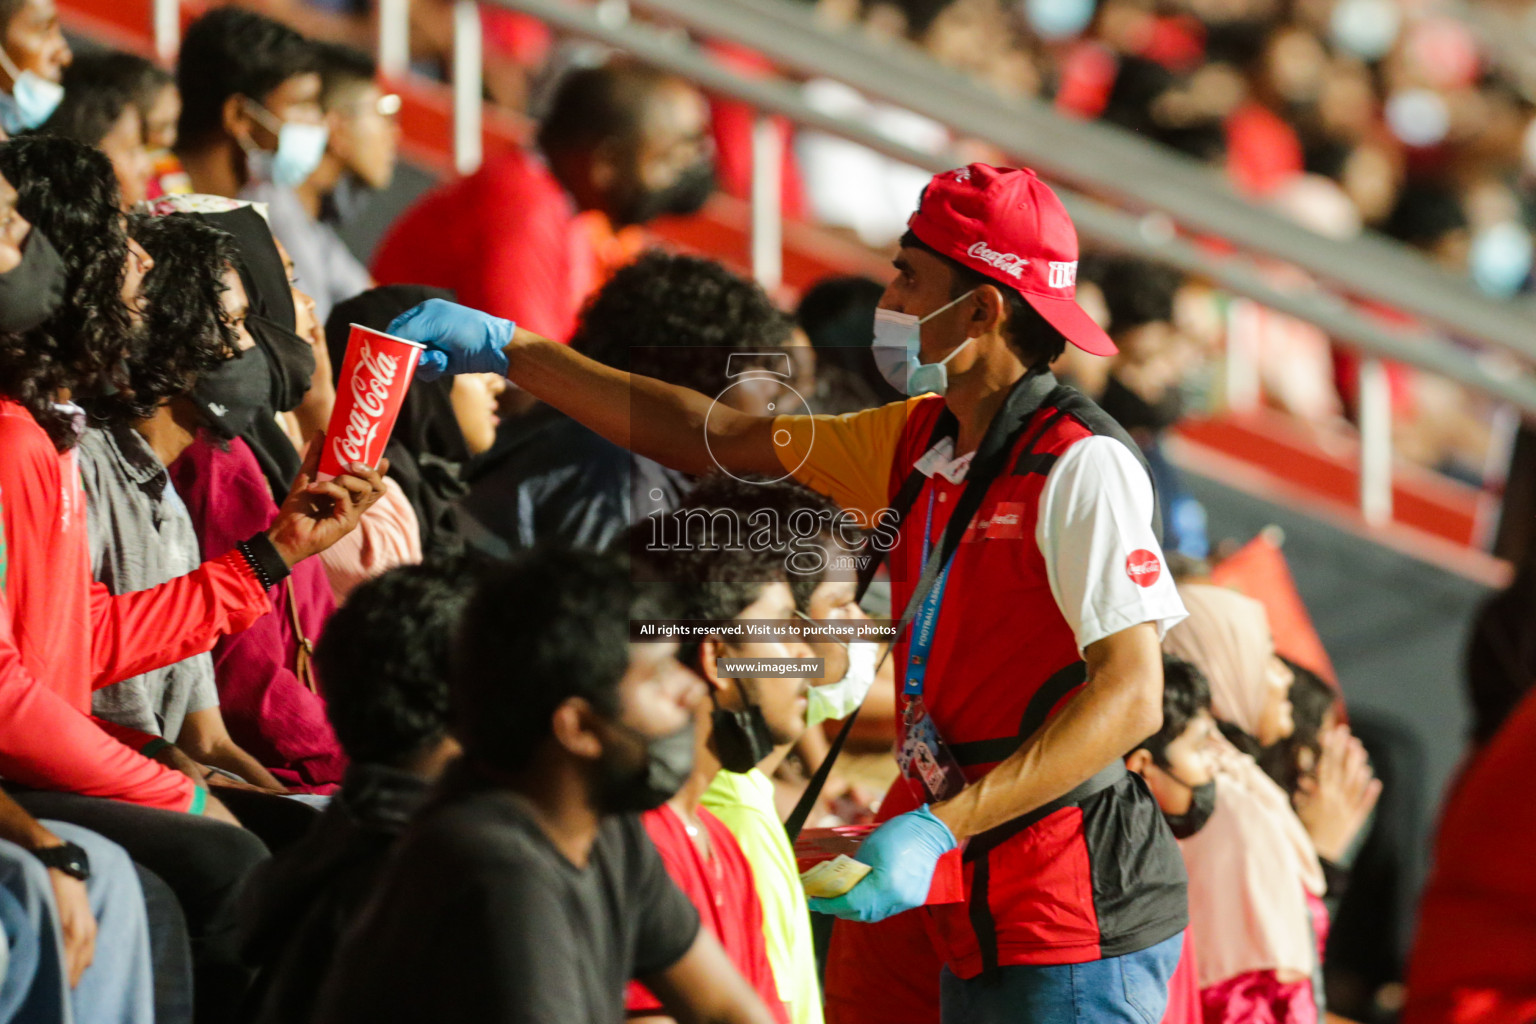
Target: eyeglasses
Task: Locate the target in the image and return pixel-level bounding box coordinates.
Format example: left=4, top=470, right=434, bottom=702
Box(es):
left=340, top=93, right=401, bottom=119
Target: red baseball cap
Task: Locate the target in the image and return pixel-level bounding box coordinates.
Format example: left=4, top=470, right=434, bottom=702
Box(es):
left=906, top=164, right=1117, bottom=356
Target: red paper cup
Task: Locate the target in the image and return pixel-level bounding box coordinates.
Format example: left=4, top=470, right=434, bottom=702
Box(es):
left=319, top=323, right=426, bottom=479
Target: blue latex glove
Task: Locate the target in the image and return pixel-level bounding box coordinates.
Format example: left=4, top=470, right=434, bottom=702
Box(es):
left=807, top=806, right=957, bottom=922
left=387, top=298, right=515, bottom=382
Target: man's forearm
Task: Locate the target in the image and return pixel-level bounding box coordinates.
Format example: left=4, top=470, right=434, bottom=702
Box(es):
left=0, top=789, right=60, bottom=851
left=507, top=329, right=775, bottom=477
left=650, top=931, right=780, bottom=1024
left=177, top=708, right=286, bottom=790
left=205, top=742, right=285, bottom=791
left=929, top=623, right=1163, bottom=840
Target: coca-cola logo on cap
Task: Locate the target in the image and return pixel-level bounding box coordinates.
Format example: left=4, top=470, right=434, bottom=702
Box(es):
left=1125, top=549, right=1162, bottom=588
left=966, top=241, right=1029, bottom=280
left=333, top=341, right=400, bottom=469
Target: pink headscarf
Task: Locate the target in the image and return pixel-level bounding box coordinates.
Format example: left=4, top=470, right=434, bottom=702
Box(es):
left=1164, top=583, right=1325, bottom=988
left=1164, top=584, right=1275, bottom=735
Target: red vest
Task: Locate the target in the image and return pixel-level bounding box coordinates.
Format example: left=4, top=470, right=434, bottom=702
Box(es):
left=875, top=386, right=1186, bottom=975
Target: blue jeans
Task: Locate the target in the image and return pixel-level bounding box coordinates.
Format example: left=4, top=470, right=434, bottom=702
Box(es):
left=939, top=931, right=1183, bottom=1024
left=0, top=822, right=155, bottom=1024
left=0, top=884, right=42, bottom=1023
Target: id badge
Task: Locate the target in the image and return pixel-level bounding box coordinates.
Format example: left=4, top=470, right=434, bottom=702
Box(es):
left=898, top=696, right=967, bottom=803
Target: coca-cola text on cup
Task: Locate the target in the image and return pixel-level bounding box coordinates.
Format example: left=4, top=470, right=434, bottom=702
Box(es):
left=318, top=323, right=427, bottom=479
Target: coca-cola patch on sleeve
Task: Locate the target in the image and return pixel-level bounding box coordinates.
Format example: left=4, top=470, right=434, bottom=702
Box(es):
left=1125, top=550, right=1162, bottom=587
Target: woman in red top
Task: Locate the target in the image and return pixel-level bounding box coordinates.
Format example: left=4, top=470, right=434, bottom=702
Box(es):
left=0, top=135, right=384, bottom=1019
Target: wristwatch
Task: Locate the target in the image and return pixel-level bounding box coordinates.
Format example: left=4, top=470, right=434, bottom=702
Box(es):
left=32, top=841, right=91, bottom=881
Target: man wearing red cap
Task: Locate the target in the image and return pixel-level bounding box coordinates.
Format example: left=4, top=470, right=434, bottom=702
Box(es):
left=390, top=164, right=1191, bottom=1023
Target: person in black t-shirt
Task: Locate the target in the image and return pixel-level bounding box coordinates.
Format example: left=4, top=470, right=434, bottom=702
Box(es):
left=239, top=559, right=479, bottom=1024
left=314, top=549, right=782, bottom=1024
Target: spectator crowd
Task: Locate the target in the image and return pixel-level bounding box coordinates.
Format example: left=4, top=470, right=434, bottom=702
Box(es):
left=0, top=1, right=1528, bottom=1024
left=297, top=0, right=1535, bottom=488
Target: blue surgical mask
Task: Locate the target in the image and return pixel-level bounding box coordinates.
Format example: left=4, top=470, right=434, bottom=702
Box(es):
left=1022, top=0, right=1096, bottom=41
left=871, top=289, right=977, bottom=396
left=242, top=100, right=330, bottom=189
left=1470, top=221, right=1533, bottom=298
left=806, top=641, right=879, bottom=727
left=1329, top=0, right=1400, bottom=61
left=0, top=48, right=64, bottom=133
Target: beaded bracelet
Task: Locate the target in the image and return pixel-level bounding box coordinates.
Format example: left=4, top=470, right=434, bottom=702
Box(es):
left=236, top=533, right=292, bottom=590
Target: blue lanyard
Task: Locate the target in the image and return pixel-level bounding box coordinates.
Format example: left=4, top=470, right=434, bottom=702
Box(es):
left=903, top=486, right=954, bottom=697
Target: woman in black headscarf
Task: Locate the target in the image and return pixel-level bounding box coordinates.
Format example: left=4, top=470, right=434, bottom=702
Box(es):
left=154, top=196, right=349, bottom=792
left=325, top=285, right=506, bottom=559
left=153, top=197, right=428, bottom=603
left=192, top=204, right=316, bottom=500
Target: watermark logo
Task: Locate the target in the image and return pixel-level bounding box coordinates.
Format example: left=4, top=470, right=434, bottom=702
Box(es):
left=703, top=351, right=814, bottom=485
left=632, top=344, right=916, bottom=582
left=642, top=503, right=902, bottom=578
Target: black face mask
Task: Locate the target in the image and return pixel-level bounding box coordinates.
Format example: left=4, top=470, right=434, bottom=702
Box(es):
left=710, top=700, right=777, bottom=774
left=248, top=313, right=315, bottom=413
left=1160, top=775, right=1217, bottom=839
left=620, top=158, right=717, bottom=226
left=1099, top=374, right=1185, bottom=435
left=596, top=719, right=696, bottom=814
left=0, top=229, right=66, bottom=334
left=190, top=346, right=272, bottom=440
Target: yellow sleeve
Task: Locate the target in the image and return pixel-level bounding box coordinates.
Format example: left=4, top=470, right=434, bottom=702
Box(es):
left=771, top=398, right=924, bottom=526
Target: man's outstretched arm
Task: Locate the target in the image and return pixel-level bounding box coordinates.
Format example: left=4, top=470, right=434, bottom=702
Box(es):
left=391, top=299, right=786, bottom=477
left=89, top=437, right=388, bottom=689
left=641, top=928, right=781, bottom=1024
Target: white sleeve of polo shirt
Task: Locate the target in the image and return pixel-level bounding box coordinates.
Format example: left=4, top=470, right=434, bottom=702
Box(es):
left=1036, top=435, right=1188, bottom=653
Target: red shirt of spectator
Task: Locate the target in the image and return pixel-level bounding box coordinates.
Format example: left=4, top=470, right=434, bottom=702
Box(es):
left=1225, top=104, right=1304, bottom=197
left=1161, top=937, right=1201, bottom=1024
left=1402, top=687, right=1536, bottom=1024
left=625, top=804, right=789, bottom=1023
left=707, top=43, right=807, bottom=221
left=0, top=398, right=270, bottom=810
left=372, top=148, right=600, bottom=343
left=374, top=67, right=711, bottom=342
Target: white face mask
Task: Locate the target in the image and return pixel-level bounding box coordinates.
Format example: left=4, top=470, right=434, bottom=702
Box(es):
left=806, top=641, right=880, bottom=727
left=242, top=100, right=330, bottom=189
left=0, top=47, right=63, bottom=133
left=870, top=289, right=978, bottom=396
